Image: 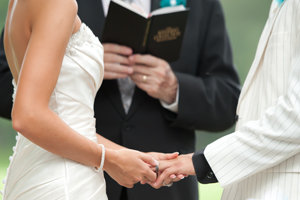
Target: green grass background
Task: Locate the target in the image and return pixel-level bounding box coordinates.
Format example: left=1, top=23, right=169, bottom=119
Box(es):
left=0, top=0, right=272, bottom=199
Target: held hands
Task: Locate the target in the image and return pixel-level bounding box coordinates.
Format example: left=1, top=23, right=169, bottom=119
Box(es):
left=103, top=150, right=180, bottom=188
left=103, top=148, right=158, bottom=188
left=102, top=43, right=178, bottom=104
left=151, top=153, right=196, bottom=189
left=103, top=148, right=194, bottom=189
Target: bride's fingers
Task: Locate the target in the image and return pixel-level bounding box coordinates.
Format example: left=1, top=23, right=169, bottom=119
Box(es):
left=141, top=164, right=157, bottom=183
left=176, top=174, right=186, bottom=179
left=169, top=174, right=185, bottom=183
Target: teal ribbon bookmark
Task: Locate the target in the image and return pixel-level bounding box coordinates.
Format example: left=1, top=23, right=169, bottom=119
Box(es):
left=160, top=0, right=186, bottom=8
left=276, top=0, right=284, bottom=5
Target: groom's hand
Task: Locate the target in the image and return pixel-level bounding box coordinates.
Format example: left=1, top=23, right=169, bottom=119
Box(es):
left=147, top=152, right=179, bottom=161
left=103, top=149, right=157, bottom=188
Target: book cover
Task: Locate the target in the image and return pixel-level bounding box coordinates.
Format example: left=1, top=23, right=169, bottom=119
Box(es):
left=101, top=0, right=189, bottom=62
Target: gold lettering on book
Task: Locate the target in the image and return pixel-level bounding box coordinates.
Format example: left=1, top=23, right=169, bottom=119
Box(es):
left=153, top=27, right=181, bottom=43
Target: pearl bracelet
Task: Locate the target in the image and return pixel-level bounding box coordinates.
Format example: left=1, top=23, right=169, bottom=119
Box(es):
left=94, top=144, right=105, bottom=172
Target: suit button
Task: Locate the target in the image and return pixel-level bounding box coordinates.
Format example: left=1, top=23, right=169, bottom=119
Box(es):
left=206, top=171, right=214, bottom=179
left=125, top=125, right=131, bottom=131
left=123, top=123, right=134, bottom=132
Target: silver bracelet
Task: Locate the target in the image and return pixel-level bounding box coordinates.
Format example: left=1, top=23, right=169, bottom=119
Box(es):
left=95, top=144, right=105, bottom=172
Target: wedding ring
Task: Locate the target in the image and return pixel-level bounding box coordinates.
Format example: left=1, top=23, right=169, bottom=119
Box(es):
left=142, top=75, right=147, bottom=82
left=155, top=163, right=159, bottom=176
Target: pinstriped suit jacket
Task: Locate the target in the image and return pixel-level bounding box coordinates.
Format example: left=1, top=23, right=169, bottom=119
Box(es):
left=204, top=0, right=300, bottom=199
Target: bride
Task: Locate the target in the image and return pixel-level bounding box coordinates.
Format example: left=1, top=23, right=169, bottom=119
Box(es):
left=1, top=0, right=177, bottom=199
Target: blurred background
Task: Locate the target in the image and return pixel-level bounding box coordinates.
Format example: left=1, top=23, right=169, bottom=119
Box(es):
left=0, top=0, right=272, bottom=199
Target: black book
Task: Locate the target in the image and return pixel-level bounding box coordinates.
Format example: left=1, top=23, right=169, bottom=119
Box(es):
left=101, top=0, right=189, bottom=62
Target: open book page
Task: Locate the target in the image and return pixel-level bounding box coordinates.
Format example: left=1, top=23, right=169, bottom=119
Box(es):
left=112, top=0, right=148, bottom=18
left=151, top=5, right=186, bottom=16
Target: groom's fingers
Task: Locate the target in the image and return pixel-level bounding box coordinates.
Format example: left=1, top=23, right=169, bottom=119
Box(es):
left=147, top=152, right=179, bottom=161
left=159, top=152, right=179, bottom=160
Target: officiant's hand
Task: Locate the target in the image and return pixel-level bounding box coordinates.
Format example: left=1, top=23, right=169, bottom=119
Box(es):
left=102, top=43, right=133, bottom=79
left=151, top=153, right=195, bottom=189
left=103, top=148, right=157, bottom=188
left=129, top=54, right=178, bottom=104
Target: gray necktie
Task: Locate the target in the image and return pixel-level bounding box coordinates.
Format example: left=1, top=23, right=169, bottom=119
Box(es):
left=118, top=0, right=136, bottom=114
left=118, top=77, right=135, bottom=114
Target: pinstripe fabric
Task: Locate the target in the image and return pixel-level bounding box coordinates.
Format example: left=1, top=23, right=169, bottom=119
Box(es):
left=204, top=0, right=300, bottom=199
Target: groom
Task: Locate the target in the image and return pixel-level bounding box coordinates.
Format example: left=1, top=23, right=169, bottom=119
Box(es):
left=155, top=0, right=300, bottom=199
left=0, top=0, right=240, bottom=200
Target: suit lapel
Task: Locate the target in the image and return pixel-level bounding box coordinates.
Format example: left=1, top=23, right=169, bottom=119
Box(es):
left=104, top=81, right=146, bottom=119
left=97, top=0, right=106, bottom=37
left=126, top=88, right=146, bottom=119
left=104, top=80, right=127, bottom=118
left=237, top=1, right=284, bottom=112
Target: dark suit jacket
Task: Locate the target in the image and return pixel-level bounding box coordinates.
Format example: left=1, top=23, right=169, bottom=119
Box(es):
left=0, top=29, right=13, bottom=119
left=0, top=0, right=240, bottom=199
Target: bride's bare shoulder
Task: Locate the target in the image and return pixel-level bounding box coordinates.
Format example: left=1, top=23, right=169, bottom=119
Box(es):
left=24, top=0, right=78, bottom=22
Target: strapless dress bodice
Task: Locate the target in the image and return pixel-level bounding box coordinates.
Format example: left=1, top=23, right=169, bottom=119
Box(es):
left=50, top=23, right=104, bottom=138
left=12, top=23, right=104, bottom=139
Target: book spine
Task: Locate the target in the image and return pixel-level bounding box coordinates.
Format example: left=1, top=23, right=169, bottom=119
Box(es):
left=141, top=19, right=152, bottom=53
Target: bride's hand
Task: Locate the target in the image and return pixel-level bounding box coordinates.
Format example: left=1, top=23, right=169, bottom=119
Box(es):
left=150, top=153, right=195, bottom=189
left=103, top=149, right=157, bottom=188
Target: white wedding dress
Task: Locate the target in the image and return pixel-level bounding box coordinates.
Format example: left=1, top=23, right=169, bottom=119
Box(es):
left=1, top=23, right=108, bottom=200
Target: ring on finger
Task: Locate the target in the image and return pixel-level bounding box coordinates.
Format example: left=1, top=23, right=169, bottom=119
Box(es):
left=155, top=164, right=159, bottom=176
left=142, top=75, right=148, bottom=82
